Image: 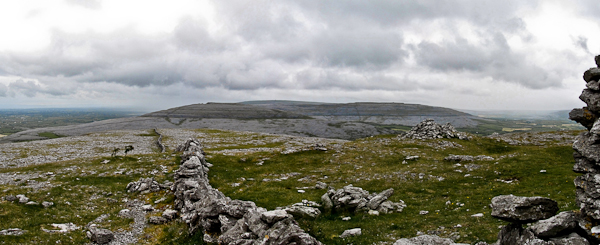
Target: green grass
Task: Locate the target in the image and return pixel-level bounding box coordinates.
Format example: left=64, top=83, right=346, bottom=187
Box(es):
left=0, top=129, right=581, bottom=244
left=207, top=134, right=578, bottom=244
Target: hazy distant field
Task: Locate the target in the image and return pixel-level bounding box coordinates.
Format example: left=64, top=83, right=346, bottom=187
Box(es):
left=0, top=108, right=141, bottom=136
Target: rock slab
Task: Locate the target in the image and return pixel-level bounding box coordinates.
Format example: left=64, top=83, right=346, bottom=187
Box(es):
left=490, top=195, right=558, bottom=223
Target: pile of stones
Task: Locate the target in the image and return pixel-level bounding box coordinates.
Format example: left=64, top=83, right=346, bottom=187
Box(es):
left=321, top=185, right=406, bottom=214
left=490, top=195, right=590, bottom=244
left=126, top=177, right=171, bottom=194
left=279, top=200, right=322, bottom=219
left=571, top=56, right=600, bottom=224
left=401, top=119, right=470, bottom=140
left=172, top=138, right=322, bottom=244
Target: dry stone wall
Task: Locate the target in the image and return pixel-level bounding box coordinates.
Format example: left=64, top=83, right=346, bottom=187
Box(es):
left=172, top=138, right=322, bottom=244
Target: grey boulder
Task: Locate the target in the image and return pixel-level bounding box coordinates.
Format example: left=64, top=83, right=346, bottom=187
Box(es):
left=340, top=228, right=362, bottom=238
left=88, top=228, right=114, bottom=244
left=491, top=195, right=558, bottom=223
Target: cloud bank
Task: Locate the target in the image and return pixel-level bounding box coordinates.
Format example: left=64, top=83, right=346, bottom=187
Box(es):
left=0, top=0, right=597, bottom=110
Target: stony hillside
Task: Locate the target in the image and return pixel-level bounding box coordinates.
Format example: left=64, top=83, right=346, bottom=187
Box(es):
left=242, top=101, right=479, bottom=127
left=142, top=103, right=310, bottom=119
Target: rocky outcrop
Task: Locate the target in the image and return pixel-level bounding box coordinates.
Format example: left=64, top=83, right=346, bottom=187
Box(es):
left=491, top=195, right=559, bottom=223
left=490, top=196, right=589, bottom=245
left=401, top=119, right=469, bottom=140
left=172, top=138, right=322, bottom=244
left=320, top=185, right=405, bottom=214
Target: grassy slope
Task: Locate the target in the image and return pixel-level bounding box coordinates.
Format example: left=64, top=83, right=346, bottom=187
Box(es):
left=208, top=134, right=578, bottom=244
left=0, top=129, right=580, bottom=244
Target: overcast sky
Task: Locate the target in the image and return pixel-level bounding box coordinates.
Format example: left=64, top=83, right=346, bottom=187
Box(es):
left=0, top=0, right=597, bottom=111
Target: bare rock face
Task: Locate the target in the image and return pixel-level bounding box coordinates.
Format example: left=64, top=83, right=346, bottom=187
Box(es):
left=569, top=108, right=598, bottom=130
left=528, top=211, right=578, bottom=239
left=572, top=55, right=600, bottom=241
left=401, top=119, right=469, bottom=140
left=172, top=138, right=322, bottom=245
left=491, top=195, right=559, bottom=223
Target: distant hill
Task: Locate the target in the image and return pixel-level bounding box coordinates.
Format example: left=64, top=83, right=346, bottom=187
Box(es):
left=1, top=101, right=480, bottom=142
left=242, top=101, right=470, bottom=117
left=240, top=100, right=478, bottom=127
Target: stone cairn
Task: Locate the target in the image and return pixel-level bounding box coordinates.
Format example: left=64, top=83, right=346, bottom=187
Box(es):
left=172, top=138, right=322, bottom=244
left=485, top=56, right=600, bottom=245
left=126, top=177, right=171, bottom=194
left=401, top=119, right=470, bottom=140
left=571, top=55, right=600, bottom=243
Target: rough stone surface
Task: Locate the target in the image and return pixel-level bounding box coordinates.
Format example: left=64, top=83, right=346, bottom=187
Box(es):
left=580, top=89, right=600, bottom=113
left=162, top=209, right=178, bottom=220
left=584, top=68, right=600, bottom=82
left=16, top=194, right=29, bottom=203
left=322, top=184, right=405, bottom=213
left=393, top=234, right=468, bottom=245
left=549, top=233, right=590, bottom=245
left=569, top=108, right=597, bottom=130
left=497, top=223, right=545, bottom=245
left=490, top=195, right=558, bottom=223
left=401, top=119, right=470, bottom=140
left=88, top=228, right=114, bottom=244
left=284, top=203, right=322, bottom=219
left=339, top=228, right=362, bottom=238
left=149, top=216, right=168, bottom=225
left=261, top=210, right=290, bottom=224
left=0, top=228, right=27, bottom=236
left=126, top=177, right=167, bottom=193
left=528, top=211, right=578, bottom=238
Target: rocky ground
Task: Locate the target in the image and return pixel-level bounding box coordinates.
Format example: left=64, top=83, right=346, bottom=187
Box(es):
left=0, top=125, right=582, bottom=244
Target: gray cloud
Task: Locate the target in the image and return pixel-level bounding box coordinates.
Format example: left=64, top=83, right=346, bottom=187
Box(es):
left=0, top=84, right=7, bottom=97
left=292, top=0, right=536, bottom=28
left=413, top=32, right=561, bottom=89
left=8, top=79, right=72, bottom=97
left=65, top=0, right=101, bottom=9
left=0, top=0, right=589, bottom=111
left=574, top=36, right=590, bottom=53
